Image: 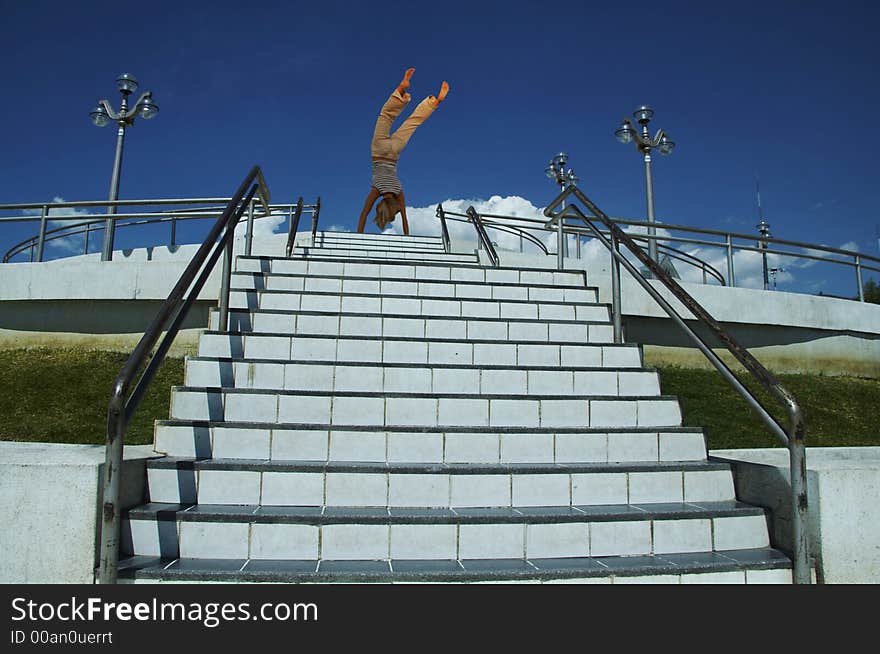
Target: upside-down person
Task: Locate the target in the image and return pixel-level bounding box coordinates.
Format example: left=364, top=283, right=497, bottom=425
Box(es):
left=357, top=67, right=449, bottom=235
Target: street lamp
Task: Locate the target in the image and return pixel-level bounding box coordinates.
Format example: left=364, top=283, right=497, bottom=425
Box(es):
left=615, top=105, right=675, bottom=263
left=90, top=73, right=159, bottom=261
left=757, top=219, right=771, bottom=290
left=545, top=152, right=578, bottom=262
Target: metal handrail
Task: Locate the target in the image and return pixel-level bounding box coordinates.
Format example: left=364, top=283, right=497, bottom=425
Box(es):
left=466, top=206, right=499, bottom=266
left=418, top=206, right=879, bottom=298
left=310, top=196, right=322, bottom=244
left=286, top=197, right=305, bottom=257
left=544, top=185, right=810, bottom=584
left=2, top=207, right=282, bottom=263
left=97, top=165, right=271, bottom=584
left=436, top=204, right=451, bottom=253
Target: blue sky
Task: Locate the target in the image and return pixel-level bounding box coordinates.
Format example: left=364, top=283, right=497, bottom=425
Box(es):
left=1, top=0, right=878, bottom=296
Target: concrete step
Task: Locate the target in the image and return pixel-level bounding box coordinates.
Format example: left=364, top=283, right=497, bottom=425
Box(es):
left=210, top=312, right=616, bottom=343
left=197, top=333, right=644, bottom=367
left=121, top=499, right=772, bottom=562
left=291, top=247, right=477, bottom=265
left=313, top=234, right=447, bottom=253
left=143, top=459, right=736, bottom=507
left=167, top=387, right=684, bottom=429
left=313, top=231, right=444, bottom=249
left=183, top=357, right=661, bottom=396
left=230, top=272, right=600, bottom=304
left=118, top=549, right=793, bottom=583
left=153, top=422, right=708, bottom=463
left=235, top=256, right=588, bottom=287
left=225, top=290, right=611, bottom=323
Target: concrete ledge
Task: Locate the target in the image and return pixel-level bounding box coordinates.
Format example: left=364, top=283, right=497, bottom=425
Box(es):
left=710, top=447, right=880, bottom=583
left=0, top=442, right=159, bottom=583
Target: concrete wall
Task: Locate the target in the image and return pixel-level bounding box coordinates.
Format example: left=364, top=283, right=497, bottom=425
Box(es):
left=0, top=442, right=157, bottom=584
left=711, top=447, right=880, bottom=584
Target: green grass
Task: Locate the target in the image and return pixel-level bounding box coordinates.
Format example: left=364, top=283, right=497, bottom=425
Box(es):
left=0, top=348, right=877, bottom=450
left=0, top=348, right=184, bottom=445
left=657, top=365, right=880, bottom=450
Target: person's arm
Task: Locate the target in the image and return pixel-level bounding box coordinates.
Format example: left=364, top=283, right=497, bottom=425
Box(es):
left=357, top=187, right=381, bottom=233
left=397, top=190, right=409, bottom=236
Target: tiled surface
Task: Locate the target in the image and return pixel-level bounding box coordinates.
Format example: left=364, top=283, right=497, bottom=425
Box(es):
left=132, top=241, right=781, bottom=583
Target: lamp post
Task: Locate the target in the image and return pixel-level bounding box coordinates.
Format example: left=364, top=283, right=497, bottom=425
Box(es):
left=757, top=219, right=771, bottom=290
left=614, top=106, right=675, bottom=264
left=545, top=152, right=579, bottom=264
left=90, top=73, right=159, bottom=261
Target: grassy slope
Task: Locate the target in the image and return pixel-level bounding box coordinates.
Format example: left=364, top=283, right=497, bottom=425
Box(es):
left=0, top=348, right=877, bottom=449
left=0, top=348, right=184, bottom=445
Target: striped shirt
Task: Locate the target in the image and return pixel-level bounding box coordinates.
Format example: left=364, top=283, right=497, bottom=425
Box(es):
left=371, top=160, right=402, bottom=195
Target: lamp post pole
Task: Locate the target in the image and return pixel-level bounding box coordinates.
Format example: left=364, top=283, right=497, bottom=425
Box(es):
left=90, top=74, right=159, bottom=261
left=615, top=106, right=675, bottom=264
left=545, top=152, right=579, bottom=268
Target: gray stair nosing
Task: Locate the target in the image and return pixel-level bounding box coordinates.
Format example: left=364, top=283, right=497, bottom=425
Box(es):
left=200, top=329, right=642, bottom=349
left=173, top=385, right=677, bottom=402
left=185, top=354, right=658, bottom=374
left=146, top=457, right=722, bottom=475
left=219, top=308, right=613, bottom=326
left=155, top=418, right=701, bottom=435
left=118, top=548, right=792, bottom=582
left=126, top=500, right=762, bottom=524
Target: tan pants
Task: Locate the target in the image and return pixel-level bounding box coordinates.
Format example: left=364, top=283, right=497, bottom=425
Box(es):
left=371, top=89, right=437, bottom=162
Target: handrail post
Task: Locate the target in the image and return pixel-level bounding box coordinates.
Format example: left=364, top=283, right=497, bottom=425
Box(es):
left=36, top=205, right=48, bottom=262
left=170, top=216, right=177, bottom=248
left=245, top=197, right=255, bottom=256
left=97, top=405, right=124, bottom=584
left=726, top=233, right=736, bottom=287
left=556, top=214, right=564, bottom=270
left=856, top=255, right=864, bottom=301
left=611, top=231, right=623, bottom=343
left=437, top=204, right=451, bottom=253
left=84, top=224, right=90, bottom=255
left=219, top=225, right=235, bottom=332
left=311, top=196, right=321, bottom=244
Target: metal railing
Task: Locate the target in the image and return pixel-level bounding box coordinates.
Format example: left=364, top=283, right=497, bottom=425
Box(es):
left=544, top=185, right=810, bottom=584
left=466, top=206, right=499, bottom=267
left=433, top=206, right=879, bottom=300
left=0, top=196, right=318, bottom=264
left=437, top=204, right=451, bottom=253
left=96, top=165, right=271, bottom=584
left=285, top=197, right=305, bottom=257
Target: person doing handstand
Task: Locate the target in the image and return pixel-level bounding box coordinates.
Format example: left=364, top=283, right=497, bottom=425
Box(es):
left=357, top=67, right=449, bottom=235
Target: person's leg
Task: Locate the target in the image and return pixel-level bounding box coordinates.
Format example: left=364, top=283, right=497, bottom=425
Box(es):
left=390, top=81, right=449, bottom=156
left=371, top=69, right=415, bottom=160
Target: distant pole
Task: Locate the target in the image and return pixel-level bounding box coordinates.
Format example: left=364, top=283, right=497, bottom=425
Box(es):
left=544, top=152, right=579, bottom=264
left=90, top=74, right=160, bottom=261
left=757, top=220, right=771, bottom=291
left=614, top=106, right=676, bottom=264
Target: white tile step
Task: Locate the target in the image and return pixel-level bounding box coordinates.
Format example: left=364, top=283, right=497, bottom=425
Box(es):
left=197, top=333, right=644, bottom=367
left=142, top=459, right=739, bottom=507
left=230, top=272, right=600, bottom=304
left=290, top=247, right=477, bottom=264
left=153, top=422, right=709, bottom=463
left=168, top=387, right=684, bottom=429
left=183, top=358, right=661, bottom=396
left=122, top=499, right=770, bottom=560
left=225, top=290, right=610, bottom=322
left=229, top=283, right=610, bottom=321
left=312, top=237, right=446, bottom=253
left=235, top=256, right=589, bottom=287
left=210, top=311, right=616, bottom=344
left=313, top=231, right=443, bottom=247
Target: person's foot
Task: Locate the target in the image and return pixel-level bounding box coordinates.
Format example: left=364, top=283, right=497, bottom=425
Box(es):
left=430, top=81, right=449, bottom=107
left=397, top=67, right=415, bottom=99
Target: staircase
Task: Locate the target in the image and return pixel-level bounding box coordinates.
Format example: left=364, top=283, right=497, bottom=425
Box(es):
left=118, top=231, right=793, bottom=583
